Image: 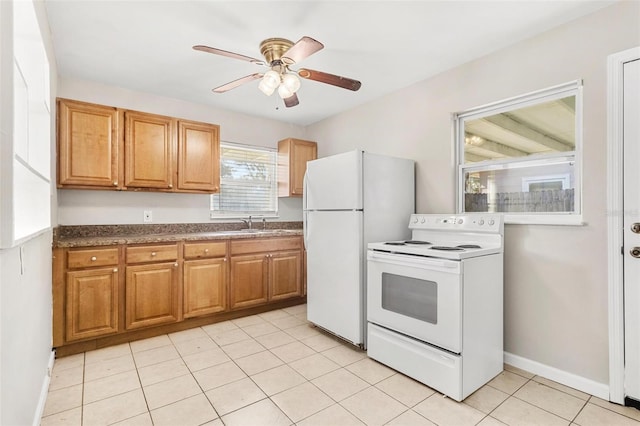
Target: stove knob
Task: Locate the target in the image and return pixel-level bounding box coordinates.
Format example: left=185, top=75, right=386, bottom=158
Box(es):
left=420, top=217, right=426, bottom=224
left=412, top=217, right=419, bottom=224
left=488, top=219, right=495, bottom=226
left=479, top=219, right=485, bottom=225
left=457, top=219, right=463, bottom=224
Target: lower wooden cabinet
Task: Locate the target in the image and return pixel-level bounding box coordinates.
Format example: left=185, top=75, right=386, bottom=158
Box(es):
left=65, top=267, right=119, bottom=341
left=230, top=237, right=303, bottom=309
left=270, top=250, right=302, bottom=301
left=230, top=254, right=269, bottom=309
left=184, top=258, right=228, bottom=318
left=125, top=261, right=180, bottom=330
left=53, top=235, right=305, bottom=353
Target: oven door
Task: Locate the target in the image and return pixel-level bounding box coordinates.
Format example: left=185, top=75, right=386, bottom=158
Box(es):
left=367, top=250, right=462, bottom=353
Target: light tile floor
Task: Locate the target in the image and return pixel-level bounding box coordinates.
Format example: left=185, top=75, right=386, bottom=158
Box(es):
left=41, top=304, right=640, bottom=426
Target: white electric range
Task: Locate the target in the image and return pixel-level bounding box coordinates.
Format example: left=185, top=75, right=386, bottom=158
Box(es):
left=366, top=213, right=504, bottom=401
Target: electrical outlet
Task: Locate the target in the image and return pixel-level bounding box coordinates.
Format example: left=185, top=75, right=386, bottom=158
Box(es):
left=143, top=210, right=153, bottom=223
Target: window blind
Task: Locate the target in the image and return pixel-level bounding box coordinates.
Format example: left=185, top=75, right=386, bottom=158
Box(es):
left=210, top=142, right=278, bottom=217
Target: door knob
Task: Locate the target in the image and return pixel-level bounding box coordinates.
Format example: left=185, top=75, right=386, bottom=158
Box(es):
left=631, top=247, right=640, bottom=258
left=632, top=223, right=640, bottom=234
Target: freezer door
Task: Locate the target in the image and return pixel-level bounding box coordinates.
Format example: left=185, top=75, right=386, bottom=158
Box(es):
left=306, top=210, right=364, bottom=345
left=305, top=150, right=362, bottom=210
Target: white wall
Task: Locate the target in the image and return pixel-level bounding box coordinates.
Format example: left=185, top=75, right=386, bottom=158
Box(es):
left=0, top=1, right=57, bottom=424
left=56, top=79, right=306, bottom=225
left=1, top=231, right=54, bottom=425
left=307, top=1, right=640, bottom=388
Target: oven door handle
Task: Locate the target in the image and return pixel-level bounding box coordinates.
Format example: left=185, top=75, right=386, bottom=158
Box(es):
left=368, top=251, right=460, bottom=270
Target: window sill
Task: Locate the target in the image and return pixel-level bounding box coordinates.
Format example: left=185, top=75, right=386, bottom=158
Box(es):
left=504, top=214, right=584, bottom=226
left=209, top=213, right=280, bottom=220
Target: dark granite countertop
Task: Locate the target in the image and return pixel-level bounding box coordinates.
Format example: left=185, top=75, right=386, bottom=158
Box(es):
left=54, top=222, right=303, bottom=248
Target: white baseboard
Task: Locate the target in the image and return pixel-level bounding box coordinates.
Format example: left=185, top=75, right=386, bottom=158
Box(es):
left=32, top=350, right=55, bottom=426
left=504, top=351, right=609, bottom=400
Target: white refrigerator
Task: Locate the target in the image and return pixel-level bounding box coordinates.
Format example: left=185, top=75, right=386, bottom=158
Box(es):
left=303, top=150, right=415, bottom=347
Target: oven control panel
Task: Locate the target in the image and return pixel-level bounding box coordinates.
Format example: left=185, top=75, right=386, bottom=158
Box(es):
left=409, top=214, right=503, bottom=233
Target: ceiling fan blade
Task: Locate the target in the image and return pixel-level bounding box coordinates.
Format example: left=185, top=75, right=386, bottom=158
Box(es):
left=213, top=73, right=262, bottom=93
left=193, top=45, right=265, bottom=65
left=281, top=37, right=324, bottom=65
left=283, top=93, right=300, bottom=108
left=298, top=68, right=361, bottom=91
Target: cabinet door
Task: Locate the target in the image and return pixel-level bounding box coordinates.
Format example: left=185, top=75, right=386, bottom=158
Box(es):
left=178, top=120, right=220, bottom=192
left=184, top=258, right=227, bottom=318
left=125, top=111, right=175, bottom=189
left=230, top=254, right=268, bottom=309
left=278, top=138, right=317, bottom=197
left=58, top=99, right=120, bottom=188
left=125, top=262, right=179, bottom=329
left=290, top=140, right=317, bottom=196
left=66, top=267, right=119, bottom=341
left=269, top=250, right=302, bottom=301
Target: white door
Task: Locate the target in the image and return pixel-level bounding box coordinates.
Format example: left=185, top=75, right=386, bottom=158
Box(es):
left=624, top=58, right=640, bottom=401
left=305, top=150, right=362, bottom=210
left=306, top=210, right=364, bottom=345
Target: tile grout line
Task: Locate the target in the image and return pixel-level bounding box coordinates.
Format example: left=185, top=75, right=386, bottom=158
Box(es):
left=483, top=375, right=533, bottom=424
left=130, top=340, right=155, bottom=425
left=181, top=327, right=223, bottom=425
left=583, top=397, right=640, bottom=423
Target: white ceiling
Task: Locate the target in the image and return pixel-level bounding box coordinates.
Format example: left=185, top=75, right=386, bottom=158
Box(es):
left=44, top=0, right=615, bottom=126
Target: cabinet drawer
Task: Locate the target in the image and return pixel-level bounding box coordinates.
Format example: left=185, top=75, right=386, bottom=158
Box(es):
left=68, top=247, right=119, bottom=269
left=184, top=241, right=227, bottom=259
left=126, top=244, right=178, bottom=264
left=231, top=237, right=302, bottom=255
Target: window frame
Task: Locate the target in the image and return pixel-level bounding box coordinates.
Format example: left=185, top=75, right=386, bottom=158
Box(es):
left=209, top=141, right=279, bottom=220
left=454, top=80, right=584, bottom=225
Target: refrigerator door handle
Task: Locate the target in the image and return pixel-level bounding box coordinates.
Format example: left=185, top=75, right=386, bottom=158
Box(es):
left=303, top=171, right=308, bottom=250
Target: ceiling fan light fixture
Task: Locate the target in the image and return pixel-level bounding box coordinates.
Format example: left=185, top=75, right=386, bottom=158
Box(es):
left=281, top=73, right=301, bottom=93
left=259, top=70, right=280, bottom=96
left=277, top=83, right=294, bottom=99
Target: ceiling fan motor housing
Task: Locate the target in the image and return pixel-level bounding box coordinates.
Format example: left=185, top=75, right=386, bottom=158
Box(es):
left=259, top=38, right=294, bottom=65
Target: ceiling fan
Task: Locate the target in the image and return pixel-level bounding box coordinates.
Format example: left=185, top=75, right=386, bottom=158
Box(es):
left=193, top=36, right=361, bottom=108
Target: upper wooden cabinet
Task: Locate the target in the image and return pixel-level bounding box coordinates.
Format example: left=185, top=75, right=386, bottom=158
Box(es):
left=178, top=120, right=220, bottom=192
left=57, top=99, right=122, bottom=188
left=278, top=138, right=317, bottom=197
left=124, top=111, right=175, bottom=189
left=56, top=98, right=220, bottom=194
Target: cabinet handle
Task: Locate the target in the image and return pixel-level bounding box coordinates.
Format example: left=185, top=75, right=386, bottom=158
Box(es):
left=168, top=184, right=173, bottom=188
left=223, top=258, right=227, bottom=262
left=151, top=252, right=157, bottom=256
left=174, top=262, right=178, bottom=267
left=91, top=256, right=97, bottom=261
left=204, top=249, right=209, bottom=253
left=113, top=181, right=118, bottom=186
left=113, top=268, right=118, bottom=273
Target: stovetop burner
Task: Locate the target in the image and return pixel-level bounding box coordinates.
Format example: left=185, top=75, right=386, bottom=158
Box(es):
left=431, top=246, right=464, bottom=251
left=384, top=240, right=432, bottom=246
left=457, top=244, right=481, bottom=249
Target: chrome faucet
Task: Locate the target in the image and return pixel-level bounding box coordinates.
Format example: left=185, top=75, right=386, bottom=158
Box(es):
left=241, top=216, right=253, bottom=229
